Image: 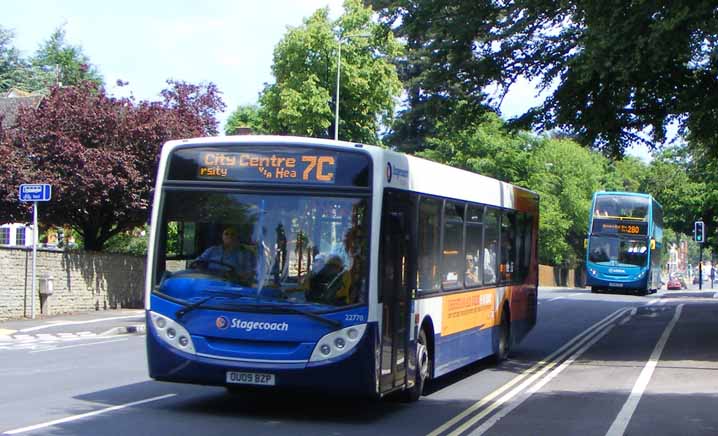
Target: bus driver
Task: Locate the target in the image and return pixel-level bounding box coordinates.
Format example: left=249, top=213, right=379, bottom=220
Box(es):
left=191, top=226, right=255, bottom=284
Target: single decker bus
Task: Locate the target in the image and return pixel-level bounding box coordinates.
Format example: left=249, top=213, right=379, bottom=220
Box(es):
left=145, top=135, right=539, bottom=401
left=585, top=191, right=663, bottom=295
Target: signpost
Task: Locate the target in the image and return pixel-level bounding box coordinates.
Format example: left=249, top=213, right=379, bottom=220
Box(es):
left=19, top=184, right=52, bottom=319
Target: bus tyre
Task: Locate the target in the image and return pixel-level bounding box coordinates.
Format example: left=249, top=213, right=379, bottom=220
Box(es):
left=494, top=311, right=511, bottom=362
left=404, top=329, right=429, bottom=402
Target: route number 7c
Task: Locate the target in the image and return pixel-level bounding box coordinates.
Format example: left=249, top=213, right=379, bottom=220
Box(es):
left=302, top=156, right=335, bottom=182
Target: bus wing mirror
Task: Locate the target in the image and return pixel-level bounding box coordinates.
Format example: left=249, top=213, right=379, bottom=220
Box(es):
left=650, top=239, right=656, bottom=250
left=583, top=239, right=588, bottom=249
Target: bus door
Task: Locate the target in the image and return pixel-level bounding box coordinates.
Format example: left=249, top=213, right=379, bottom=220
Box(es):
left=379, top=190, right=414, bottom=393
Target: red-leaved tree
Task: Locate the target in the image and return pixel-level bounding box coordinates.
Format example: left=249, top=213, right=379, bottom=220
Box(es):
left=0, top=80, right=225, bottom=250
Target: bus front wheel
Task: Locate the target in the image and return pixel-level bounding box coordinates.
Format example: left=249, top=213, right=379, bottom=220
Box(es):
left=404, top=329, right=429, bottom=402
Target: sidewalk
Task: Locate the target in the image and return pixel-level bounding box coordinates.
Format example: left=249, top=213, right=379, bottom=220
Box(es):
left=0, top=309, right=146, bottom=339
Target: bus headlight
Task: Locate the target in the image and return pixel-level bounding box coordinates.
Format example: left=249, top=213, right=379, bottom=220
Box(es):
left=150, top=311, right=196, bottom=355
left=310, top=324, right=367, bottom=363
left=589, top=269, right=598, bottom=276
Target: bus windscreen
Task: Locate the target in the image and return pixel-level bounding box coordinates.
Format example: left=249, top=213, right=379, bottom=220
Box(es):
left=593, top=195, right=649, bottom=221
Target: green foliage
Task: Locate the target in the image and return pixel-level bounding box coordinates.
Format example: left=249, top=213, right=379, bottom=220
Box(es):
left=371, top=0, right=718, bottom=158
left=0, top=26, right=53, bottom=93
left=225, top=104, right=266, bottom=135
left=32, top=26, right=103, bottom=87
left=416, top=112, right=532, bottom=184
left=641, top=147, right=706, bottom=235
left=258, top=0, right=402, bottom=143
left=527, top=138, right=608, bottom=266
left=104, top=226, right=148, bottom=256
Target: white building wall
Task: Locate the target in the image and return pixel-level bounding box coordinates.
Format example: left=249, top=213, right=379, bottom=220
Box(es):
left=0, top=223, right=34, bottom=247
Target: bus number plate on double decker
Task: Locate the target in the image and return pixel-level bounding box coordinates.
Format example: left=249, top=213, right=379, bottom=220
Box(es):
left=609, top=283, right=624, bottom=288
left=226, top=371, right=276, bottom=386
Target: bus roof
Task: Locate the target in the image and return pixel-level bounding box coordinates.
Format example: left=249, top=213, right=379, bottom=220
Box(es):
left=160, top=135, right=539, bottom=211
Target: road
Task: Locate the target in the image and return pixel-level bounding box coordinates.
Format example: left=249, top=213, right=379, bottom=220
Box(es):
left=2, top=287, right=718, bottom=436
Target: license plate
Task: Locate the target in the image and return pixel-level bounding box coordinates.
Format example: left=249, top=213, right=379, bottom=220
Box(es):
left=226, top=371, right=276, bottom=386
left=608, top=283, right=624, bottom=288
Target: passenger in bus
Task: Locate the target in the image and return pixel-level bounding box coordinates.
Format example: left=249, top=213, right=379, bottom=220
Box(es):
left=301, top=253, right=351, bottom=304
left=191, top=226, right=256, bottom=284
left=484, top=243, right=498, bottom=283
left=465, top=255, right=480, bottom=286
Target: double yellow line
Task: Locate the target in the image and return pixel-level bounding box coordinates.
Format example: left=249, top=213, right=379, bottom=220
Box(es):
left=428, top=307, right=634, bottom=436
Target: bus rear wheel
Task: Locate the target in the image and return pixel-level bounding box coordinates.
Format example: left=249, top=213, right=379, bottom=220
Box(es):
left=404, top=329, right=429, bottom=402
left=494, top=310, right=511, bottom=362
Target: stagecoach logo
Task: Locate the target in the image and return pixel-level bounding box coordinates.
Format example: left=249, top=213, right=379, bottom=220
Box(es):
left=216, top=316, right=229, bottom=330
left=386, top=162, right=408, bottom=184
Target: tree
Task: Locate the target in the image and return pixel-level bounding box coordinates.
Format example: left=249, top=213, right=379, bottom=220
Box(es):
left=416, top=111, right=533, bottom=184
left=371, top=0, right=718, bottom=157
left=0, top=26, right=53, bottom=93
left=526, top=138, right=608, bottom=266
left=225, top=104, right=266, bottom=135
left=642, top=147, right=706, bottom=236
left=370, top=0, right=499, bottom=152
left=32, top=26, right=103, bottom=87
left=259, top=0, right=402, bottom=144
left=0, top=80, right=224, bottom=251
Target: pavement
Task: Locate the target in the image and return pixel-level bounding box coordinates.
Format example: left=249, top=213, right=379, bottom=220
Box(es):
left=0, top=309, right=146, bottom=340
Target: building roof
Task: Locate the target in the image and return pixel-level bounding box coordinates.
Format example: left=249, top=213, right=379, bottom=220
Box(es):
left=0, top=90, right=44, bottom=129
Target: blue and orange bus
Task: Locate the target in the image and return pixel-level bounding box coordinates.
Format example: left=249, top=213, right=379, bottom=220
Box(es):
left=145, top=136, right=539, bottom=401
left=585, top=191, right=663, bottom=295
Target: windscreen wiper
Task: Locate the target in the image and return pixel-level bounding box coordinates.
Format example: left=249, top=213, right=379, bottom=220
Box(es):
left=175, top=295, right=218, bottom=319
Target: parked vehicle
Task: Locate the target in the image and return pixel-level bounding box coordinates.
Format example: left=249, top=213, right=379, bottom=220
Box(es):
left=666, top=275, right=682, bottom=290
left=674, top=273, right=688, bottom=289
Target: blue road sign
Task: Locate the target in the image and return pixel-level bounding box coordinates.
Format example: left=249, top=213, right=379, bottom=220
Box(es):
left=19, top=184, right=52, bottom=202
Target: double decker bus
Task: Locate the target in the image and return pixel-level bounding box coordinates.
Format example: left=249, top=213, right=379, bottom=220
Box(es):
left=145, top=136, right=539, bottom=401
left=585, top=191, right=663, bottom=295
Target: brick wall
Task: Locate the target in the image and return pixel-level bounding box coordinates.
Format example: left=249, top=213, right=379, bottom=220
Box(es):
left=0, top=247, right=145, bottom=320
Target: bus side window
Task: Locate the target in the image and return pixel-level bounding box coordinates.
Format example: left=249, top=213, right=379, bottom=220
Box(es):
left=465, top=205, right=484, bottom=287
left=417, top=197, right=442, bottom=292
left=500, top=211, right=516, bottom=284
left=441, top=201, right=465, bottom=290
left=483, top=208, right=499, bottom=285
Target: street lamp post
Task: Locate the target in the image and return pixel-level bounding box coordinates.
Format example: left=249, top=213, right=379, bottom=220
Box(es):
left=334, top=32, right=370, bottom=141
left=334, top=39, right=342, bottom=141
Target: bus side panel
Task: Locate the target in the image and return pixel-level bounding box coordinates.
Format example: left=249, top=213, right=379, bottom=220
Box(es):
left=433, top=327, right=495, bottom=377
left=416, top=288, right=502, bottom=378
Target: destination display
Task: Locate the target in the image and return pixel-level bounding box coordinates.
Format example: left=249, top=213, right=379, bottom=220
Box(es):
left=592, top=219, right=648, bottom=236
left=168, top=145, right=371, bottom=187
left=197, top=151, right=337, bottom=183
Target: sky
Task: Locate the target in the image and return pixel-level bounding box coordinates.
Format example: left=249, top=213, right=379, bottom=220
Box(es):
left=3, top=0, right=651, bottom=161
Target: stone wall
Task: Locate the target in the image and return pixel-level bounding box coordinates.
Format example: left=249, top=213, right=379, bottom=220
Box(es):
left=539, top=264, right=587, bottom=288
left=0, top=247, right=145, bottom=320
